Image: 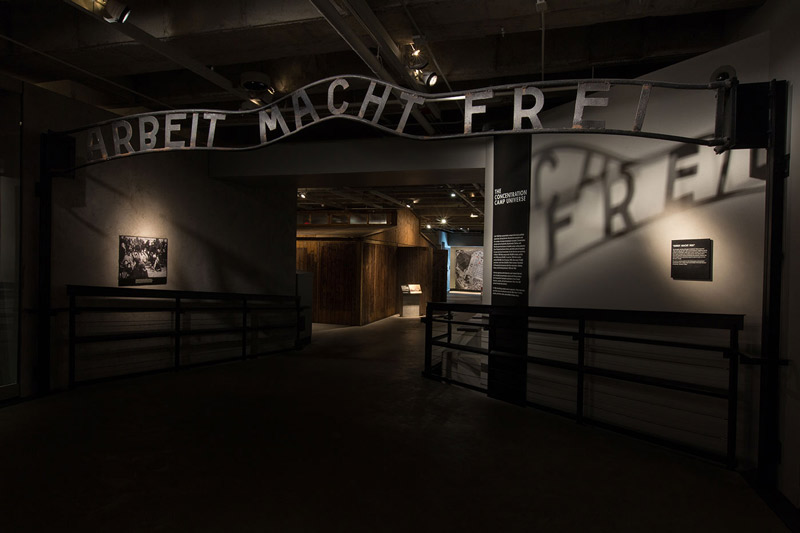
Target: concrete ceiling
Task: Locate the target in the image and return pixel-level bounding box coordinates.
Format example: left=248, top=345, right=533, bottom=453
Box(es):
left=0, top=0, right=764, bottom=113
left=0, top=0, right=767, bottom=233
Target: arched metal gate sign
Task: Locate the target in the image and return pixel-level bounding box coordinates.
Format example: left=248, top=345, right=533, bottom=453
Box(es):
left=49, top=72, right=748, bottom=170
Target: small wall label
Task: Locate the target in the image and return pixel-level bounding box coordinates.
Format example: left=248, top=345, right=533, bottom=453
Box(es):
left=671, top=239, right=712, bottom=281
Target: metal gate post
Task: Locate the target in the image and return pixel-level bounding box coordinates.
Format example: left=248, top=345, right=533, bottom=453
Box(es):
left=757, top=79, right=788, bottom=488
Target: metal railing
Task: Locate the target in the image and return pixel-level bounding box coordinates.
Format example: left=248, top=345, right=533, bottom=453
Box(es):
left=67, top=285, right=305, bottom=386
left=423, top=302, right=745, bottom=468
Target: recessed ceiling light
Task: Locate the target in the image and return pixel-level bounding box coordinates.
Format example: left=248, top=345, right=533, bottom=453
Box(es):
left=450, top=192, right=456, bottom=197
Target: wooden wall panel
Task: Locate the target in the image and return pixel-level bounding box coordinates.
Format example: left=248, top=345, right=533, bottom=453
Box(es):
left=361, top=243, right=398, bottom=325
left=397, top=247, right=433, bottom=315
left=296, top=240, right=360, bottom=325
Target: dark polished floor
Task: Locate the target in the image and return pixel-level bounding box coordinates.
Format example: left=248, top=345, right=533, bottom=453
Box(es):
left=0, top=302, right=789, bottom=531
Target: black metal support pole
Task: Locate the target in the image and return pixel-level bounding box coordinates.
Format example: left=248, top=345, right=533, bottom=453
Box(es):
left=36, top=134, right=52, bottom=394
left=68, top=294, right=76, bottom=388
left=174, top=297, right=181, bottom=369
left=577, top=318, right=585, bottom=423
left=757, top=79, right=788, bottom=489
left=242, top=298, right=248, bottom=359
left=446, top=316, right=452, bottom=344
left=424, top=304, right=432, bottom=375
left=727, top=327, right=739, bottom=469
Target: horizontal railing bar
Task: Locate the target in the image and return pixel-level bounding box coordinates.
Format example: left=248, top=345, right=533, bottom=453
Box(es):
left=430, top=318, right=489, bottom=328
left=582, top=332, right=729, bottom=353
left=72, top=306, right=177, bottom=313
left=581, top=365, right=729, bottom=398
left=426, top=303, right=743, bottom=330
left=525, top=353, right=728, bottom=398
left=74, top=323, right=296, bottom=343
left=67, top=284, right=297, bottom=303
left=528, top=327, right=578, bottom=338
left=431, top=340, right=489, bottom=356
left=75, top=330, right=175, bottom=343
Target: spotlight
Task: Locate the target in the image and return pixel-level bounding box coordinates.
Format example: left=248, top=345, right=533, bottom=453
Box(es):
left=241, top=71, right=275, bottom=102
left=441, top=218, right=447, bottom=224
left=422, top=72, right=438, bottom=88
left=406, top=204, right=411, bottom=208
left=450, top=192, right=456, bottom=197
left=426, top=224, right=432, bottom=229
left=96, top=0, right=131, bottom=23
left=470, top=213, right=478, bottom=218
left=407, top=44, right=429, bottom=70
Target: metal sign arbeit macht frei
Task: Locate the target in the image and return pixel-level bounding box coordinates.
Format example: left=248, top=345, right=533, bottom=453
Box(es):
left=55, top=73, right=740, bottom=169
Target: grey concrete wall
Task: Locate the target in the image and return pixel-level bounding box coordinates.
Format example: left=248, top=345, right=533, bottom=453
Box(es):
left=51, top=152, right=296, bottom=302
left=19, top=85, right=297, bottom=394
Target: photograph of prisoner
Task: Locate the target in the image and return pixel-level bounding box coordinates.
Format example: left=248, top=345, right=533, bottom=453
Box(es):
left=118, top=235, right=168, bottom=286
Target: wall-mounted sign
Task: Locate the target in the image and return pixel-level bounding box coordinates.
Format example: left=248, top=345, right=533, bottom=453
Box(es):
left=119, top=235, right=167, bottom=286
left=491, top=136, right=531, bottom=306
left=55, top=74, right=734, bottom=170
left=671, top=239, right=713, bottom=281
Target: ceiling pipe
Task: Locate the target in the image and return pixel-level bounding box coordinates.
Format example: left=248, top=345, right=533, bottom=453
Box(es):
left=369, top=189, right=411, bottom=209
left=448, top=185, right=484, bottom=216
left=309, top=0, right=435, bottom=135
left=63, top=0, right=253, bottom=105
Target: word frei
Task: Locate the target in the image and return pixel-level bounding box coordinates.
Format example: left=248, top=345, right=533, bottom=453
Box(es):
left=531, top=143, right=764, bottom=278
left=79, top=76, right=711, bottom=164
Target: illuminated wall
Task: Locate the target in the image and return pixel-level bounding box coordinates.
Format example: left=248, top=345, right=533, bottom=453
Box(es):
left=526, top=34, right=769, bottom=348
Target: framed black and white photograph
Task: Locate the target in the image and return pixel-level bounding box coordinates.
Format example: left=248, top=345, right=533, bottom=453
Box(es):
left=119, top=235, right=168, bottom=286
left=454, top=247, right=484, bottom=291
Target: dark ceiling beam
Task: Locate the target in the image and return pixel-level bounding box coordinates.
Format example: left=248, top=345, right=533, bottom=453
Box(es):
left=447, top=186, right=483, bottom=216
left=369, top=189, right=410, bottom=209
left=330, top=188, right=386, bottom=209
left=62, top=0, right=253, bottom=105
left=308, top=0, right=435, bottom=135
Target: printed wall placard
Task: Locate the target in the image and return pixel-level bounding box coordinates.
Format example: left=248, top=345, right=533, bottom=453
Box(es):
left=491, top=135, right=531, bottom=306
left=119, top=235, right=168, bottom=286
left=671, top=238, right=713, bottom=281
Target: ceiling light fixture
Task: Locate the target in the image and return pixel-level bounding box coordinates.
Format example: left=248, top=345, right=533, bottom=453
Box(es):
left=422, top=71, right=438, bottom=88
left=407, top=43, right=429, bottom=70
left=91, top=0, right=131, bottom=23
left=470, top=213, right=478, bottom=218
left=241, top=71, right=276, bottom=99
left=450, top=192, right=456, bottom=197
left=441, top=218, right=447, bottom=224
left=426, top=224, right=432, bottom=229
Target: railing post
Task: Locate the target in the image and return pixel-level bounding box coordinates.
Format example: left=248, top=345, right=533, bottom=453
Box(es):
left=576, top=318, right=586, bottom=423
left=68, top=293, right=76, bottom=388
left=727, top=327, right=739, bottom=469
left=174, top=297, right=181, bottom=369
left=424, top=303, right=432, bottom=376
left=242, top=297, right=248, bottom=359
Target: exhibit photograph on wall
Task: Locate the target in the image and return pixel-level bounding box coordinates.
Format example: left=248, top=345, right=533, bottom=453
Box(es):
left=119, top=235, right=167, bottom=286
left=454, top=247, right=484, bottom=292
